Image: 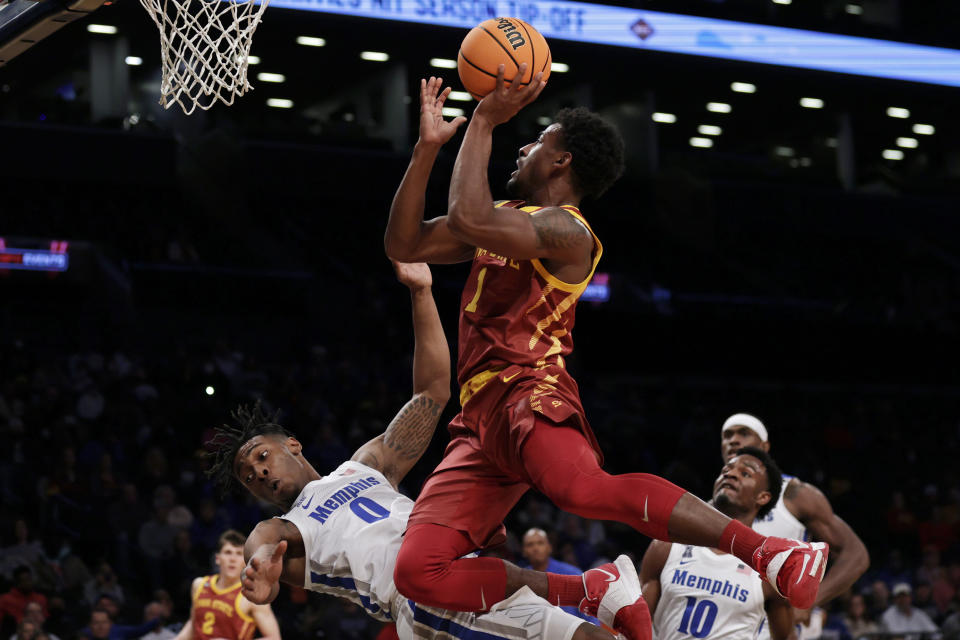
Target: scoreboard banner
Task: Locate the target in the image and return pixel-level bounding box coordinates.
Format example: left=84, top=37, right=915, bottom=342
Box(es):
left=265, top=0, right=960, bottom=87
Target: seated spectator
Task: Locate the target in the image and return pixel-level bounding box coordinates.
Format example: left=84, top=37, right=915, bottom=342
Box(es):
left=0, top=567, right=48, bottom=626
left=83, top=564, right=124, bottom=609
left=12, top=603, right=59, bottom=640
left=79, top=608, right=160, bottom=640
left=10, top=619, right=39, bottom=640
left=842, top=594, right=880, bottom=640
left=881, top=583, right=941, bottom=639
left=942, top=609, right=960, bottom=640
left=518, top=528, right=598, bottom=625
left=138, top=602, right=176, bottom=640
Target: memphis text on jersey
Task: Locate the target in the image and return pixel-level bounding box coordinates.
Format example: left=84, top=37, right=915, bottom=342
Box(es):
left=670, top=568, right=751, bottom=603
left=297, top=476, right=381, bottom=525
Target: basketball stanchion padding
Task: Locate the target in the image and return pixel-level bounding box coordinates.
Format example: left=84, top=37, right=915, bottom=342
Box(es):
left=139, top=0, right=269, bottom=114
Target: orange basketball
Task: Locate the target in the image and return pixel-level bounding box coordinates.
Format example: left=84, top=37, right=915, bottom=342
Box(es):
left=457, top=17, right=552, bottom=100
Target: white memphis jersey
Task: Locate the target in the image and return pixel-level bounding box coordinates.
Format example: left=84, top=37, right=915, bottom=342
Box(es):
left=752, top=476, right=808, bottom=541
left=280, top=460, right=412, bottom=622
left=653, top=544, right=765, bottom=640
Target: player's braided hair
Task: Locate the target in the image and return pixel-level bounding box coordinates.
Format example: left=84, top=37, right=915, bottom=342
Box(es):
left=205, top=401, right=291, bottom=494
left=553, top=107, right=625, bottom=200
left=734, top=446, right=783, bottom=520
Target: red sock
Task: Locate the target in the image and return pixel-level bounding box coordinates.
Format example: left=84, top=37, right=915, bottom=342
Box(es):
left=719, top=520, right=766, bottom=566
left=546, top=573, right=585, bottom=607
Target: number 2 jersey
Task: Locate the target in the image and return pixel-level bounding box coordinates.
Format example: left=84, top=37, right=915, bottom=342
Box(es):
left=280, top=460, right=413, bottom=621
left=190, top=575, right=256, bottom=640
left=653, top=544, right=765, bottom=640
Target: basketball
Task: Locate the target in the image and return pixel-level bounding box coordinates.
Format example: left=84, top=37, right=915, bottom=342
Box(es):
left=457, top=17, right=552, bottom=100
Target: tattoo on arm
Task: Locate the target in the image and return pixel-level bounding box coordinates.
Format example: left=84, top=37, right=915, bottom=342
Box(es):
left=383, top=395, right=443, bottom=461
left=532, top=209, right=589, bottom=250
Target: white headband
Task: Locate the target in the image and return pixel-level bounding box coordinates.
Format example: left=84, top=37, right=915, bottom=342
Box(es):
left=722, top=413, right=769, bottom=442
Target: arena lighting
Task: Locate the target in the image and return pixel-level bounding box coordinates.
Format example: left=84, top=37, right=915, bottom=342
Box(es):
left=124, top=56, right=142, bottom=66
left=86, top=24, right=117, bottom=34
left=896, top=137, right=918, bottom=148
left=775, top=146, right=795, bottom=157
left=246, top=56, right=261, bottom=65
left=913, top=124, right=935, bottom=135
left=430, top=58, right=457, bottom=68
left=536, top=116, right=552, bottom=126
left=296, top=36, right=325, bottom=47
left=731, top=82, right=756, bottom=93
left=652, top=112, right=676, bottom=123
left=772, top=0, right=791, bottom=4
left=442, top=107, right=464, bottom=117
left=846, top=3, right=863, bottom=15
left=205, top=386, right=215, bottom=396
left=261, top=0, right=960, bottom=88
left=257, top=72, right=285, bottom=83
left=447, top=91, right=472, bottom=101
left=883, top=149, right=904, bottom=160
left=698, top=124, right=722, bottom=136
left=360, top=51, right=389, bottom=61
left=267, top=98, right=294, bottom=108
left=707, top=102, right=731, bottom=113
left=689, top=137, right=713, bottom=148
left=551, top=62, right=569, bottom=72
left=800, top=97, right=824, bottom=108
left=887, top=107, right=910, bottom=118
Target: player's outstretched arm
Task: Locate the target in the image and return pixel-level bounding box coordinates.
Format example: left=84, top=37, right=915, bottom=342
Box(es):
left=638, top=539, right=671, bottom=616
left=351, top=261, right=450, bottom=488
left=242, top=519, right=306, bottom=605
left=788, top=481, right=869, bottom=606
left=385, top=77, right=475, bottom=264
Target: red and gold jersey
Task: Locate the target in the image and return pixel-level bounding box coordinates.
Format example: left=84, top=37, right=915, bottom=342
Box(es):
left=191, top=575, right=255, bottom=640
left=457, top=201, right=602, bottom=394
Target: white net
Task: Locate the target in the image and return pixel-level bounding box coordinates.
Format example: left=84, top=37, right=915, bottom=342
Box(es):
left=139, top=0, right=269, bottom=114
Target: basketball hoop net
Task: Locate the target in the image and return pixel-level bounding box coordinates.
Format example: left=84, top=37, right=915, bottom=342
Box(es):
left=139, top=0, right=269, bottom=114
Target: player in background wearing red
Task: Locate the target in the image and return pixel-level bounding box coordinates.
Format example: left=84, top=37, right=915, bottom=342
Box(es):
left=174, top=530, right=280, bottom=640
left=384, top=68, right=828, bottom=640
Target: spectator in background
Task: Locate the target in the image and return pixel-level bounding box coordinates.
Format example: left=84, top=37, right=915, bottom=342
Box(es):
left=1, top=520, right=53, bottom=588
left=83, top=563, right=125, bottom=609
left=80, top=608, right=160, bottom=640
left=519, top=528, right=598, bottom=625
left=138, top=602, right=177, bottom=640
left=941, top=609, right=960, bottom=640
left=0, top=567, right=48, bottom=626
left=10, top=619, right=39, bottom=640
left=841, top=594, right=880, bottom=640
left=13, top=602, right=59, bottom=640
left=870, top=580, right=891, bottom=619
left=881, top=583, right=940, bottom=639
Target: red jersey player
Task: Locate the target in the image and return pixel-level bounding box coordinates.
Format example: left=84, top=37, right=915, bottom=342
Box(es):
left=384, top=68, right=828, bottom=640
left=174, top=530, right=280, bottom=640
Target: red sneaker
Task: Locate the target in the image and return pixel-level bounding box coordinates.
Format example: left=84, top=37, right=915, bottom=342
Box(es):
left=753, top=538, right=829, bottom=609
left=580, top=556, right=651, bottom=640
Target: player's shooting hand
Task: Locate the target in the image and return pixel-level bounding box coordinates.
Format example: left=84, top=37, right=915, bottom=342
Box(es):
left=391, top=259, right=432, bottom=290
left=418, top=77, right=468, bottom=147
left=241, top=540, right=286, bottom=604
left=474, top=63, right=546, bottom=127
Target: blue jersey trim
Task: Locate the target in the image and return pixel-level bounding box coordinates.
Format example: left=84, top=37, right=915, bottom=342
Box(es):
left=310, top=572, right=390, bottom=619
left=408, top=600, right=508, bottom=640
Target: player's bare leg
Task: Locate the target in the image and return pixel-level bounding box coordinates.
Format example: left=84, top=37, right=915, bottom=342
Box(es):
left=573, top=622, right=617, bottom=640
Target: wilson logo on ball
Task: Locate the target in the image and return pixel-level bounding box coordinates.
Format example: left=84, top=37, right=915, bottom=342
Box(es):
left=495, top=17, right=527, bottom=50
